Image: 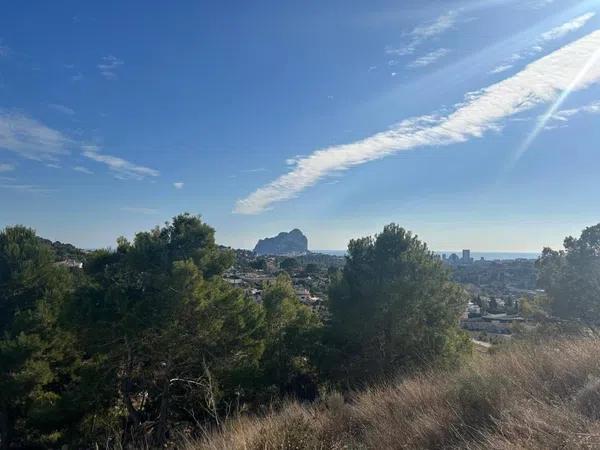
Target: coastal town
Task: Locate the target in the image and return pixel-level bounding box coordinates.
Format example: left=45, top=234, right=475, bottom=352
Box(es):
left=219, top=230, right=543, bottom=344
left=49, top=228, right=542, bottom=344
left=223, top=250, right=341, bottom=317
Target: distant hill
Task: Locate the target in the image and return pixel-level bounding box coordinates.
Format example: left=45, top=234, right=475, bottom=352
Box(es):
left=37, top=237, right=88, bottom=262
left=254, top=229, right=308, bottom=256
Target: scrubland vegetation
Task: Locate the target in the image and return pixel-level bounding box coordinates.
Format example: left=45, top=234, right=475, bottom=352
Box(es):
left=192, top=336, right=600, bottom=450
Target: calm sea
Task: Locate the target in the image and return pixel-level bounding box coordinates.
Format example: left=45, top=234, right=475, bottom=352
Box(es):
left=313, top=250, right=539, bottom=261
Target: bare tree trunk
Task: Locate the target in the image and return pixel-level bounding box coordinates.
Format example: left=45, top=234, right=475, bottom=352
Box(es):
left=154, top=368, right=170, bottom=445
left=120, top=378, right=140, bottom=426
left=202, top=359, right=220, bottom=428
left=120, top=337, right=140, bottom=445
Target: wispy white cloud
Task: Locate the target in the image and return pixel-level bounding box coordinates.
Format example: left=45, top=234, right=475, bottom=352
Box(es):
left=412, top=11, right=458, bottom=39
left=236, top=30, right=600, bottom=214
left=541, top=12, right=596, bottom=42
left=490, top=64, right=514, bottom=74
left=0, top=111, right=71, bottom=161
left=48, top=103, right=75, bottom=115
left=173, top=181, right=184, bottom=189
left=82, top=145, right=159, bottom=180
left=73, top=165, right=93, bottom=174
left=71, top=72, right=84, bottom=82
left=408, top=48, right=450, bottom=68
left=120, top=207, right=159, bottom=215
left=545, top=100, right=600, bottom=129
left=492, top=13, right=596, bottom=76
left=386, top=10, right=459, bottom=57
left=491, top=54, right=523, bottom=74
left=0, top=163, right=14, bottom=172
left=98, top=55, right=123, bottom=80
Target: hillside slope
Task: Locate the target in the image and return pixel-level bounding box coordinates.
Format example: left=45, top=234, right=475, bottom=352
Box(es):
left=190, top=337, right=600, bottom=449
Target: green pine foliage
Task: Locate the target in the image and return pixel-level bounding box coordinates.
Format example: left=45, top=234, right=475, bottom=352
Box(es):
left=260, top=274, right=321, bottom=400
left=0, top=216, right=472, bottom=448
left=537, top=223, right=600, bottom=323
left=324, top=224, right=471, bottom=386
left=0, top=226, right=83, bottom=448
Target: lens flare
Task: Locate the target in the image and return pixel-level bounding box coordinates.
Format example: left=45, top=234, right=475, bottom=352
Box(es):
left=509, top=44, right=600, bottom=167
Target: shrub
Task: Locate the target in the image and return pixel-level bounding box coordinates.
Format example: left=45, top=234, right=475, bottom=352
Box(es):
left=191, top=337, right=600, bottom=450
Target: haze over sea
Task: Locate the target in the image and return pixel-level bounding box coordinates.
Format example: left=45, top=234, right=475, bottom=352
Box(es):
left=314, top=250, right=539, bottom=260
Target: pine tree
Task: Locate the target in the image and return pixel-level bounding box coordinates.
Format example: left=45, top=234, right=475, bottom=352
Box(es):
left=325, top=224, right=470, bottom=386
left=0, top=226, right=82, bottom=448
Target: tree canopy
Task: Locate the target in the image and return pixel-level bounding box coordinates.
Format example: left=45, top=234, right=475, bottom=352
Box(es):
left=67, top=214, right=264, bottom=445
left=325, top=224, right=470, bottom=385
left=0, top=226, right=81, bottom=448
left=537, top=223, right=600, bottom=323
left=260, top=274, right=321, bottom=400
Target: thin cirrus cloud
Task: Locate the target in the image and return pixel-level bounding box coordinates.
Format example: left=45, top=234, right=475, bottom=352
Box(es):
left=408, top=48, right=450, bottom=69
left=48, top=103, right=75, bottom=115
left=0, top=108, right=158, bottom=182
left=97, top=55, right=124, bottom=80
left=0, top=163, right=14, bottom=172
left=73, top=166, right=93, bottom=175
left=545, top=100, right=600, bottom=129
left=82, top=145, right=159, bottom=180
left=235, top=30, right=600, bottom=215
left=173, top=181, right=184, bottom=189
left=540, top=12, right=596, bottom=42
left=490, top=12, right=596, bottom=74
left=386, top=10, right=459, bottom=57
left=0, top=110, right=71, bottom=161
left=490, top=64, right=515, bottom=74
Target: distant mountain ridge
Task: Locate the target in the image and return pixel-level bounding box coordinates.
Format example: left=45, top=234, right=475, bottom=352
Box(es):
left=254, top=229, right=308, bottom=256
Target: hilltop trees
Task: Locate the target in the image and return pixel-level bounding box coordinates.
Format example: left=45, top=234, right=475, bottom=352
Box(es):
left=67, top=214, right=265, bottom=445
left=0, top=227, right=81, bottom=448
left=0, top=215, right=476, bottom=448
left=537, top=223, right=600, bottom=323
left=325, top=224, right=470, bottom=386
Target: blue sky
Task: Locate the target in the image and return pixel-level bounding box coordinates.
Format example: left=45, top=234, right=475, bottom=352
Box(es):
left=2, top=0, right=600, bottom=252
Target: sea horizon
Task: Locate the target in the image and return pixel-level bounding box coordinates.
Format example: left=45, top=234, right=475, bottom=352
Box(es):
left=312, top=250, right=540, bottom=260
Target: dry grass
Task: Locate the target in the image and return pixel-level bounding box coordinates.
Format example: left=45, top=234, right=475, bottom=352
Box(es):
left=188, top=338, right=600, bottom=450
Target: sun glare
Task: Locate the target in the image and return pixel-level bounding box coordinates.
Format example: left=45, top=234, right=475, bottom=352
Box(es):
left=509, top=43, right=600, bottom=167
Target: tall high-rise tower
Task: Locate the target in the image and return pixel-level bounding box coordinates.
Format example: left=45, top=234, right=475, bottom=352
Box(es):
left=462, top=249, right=471, bottom=263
